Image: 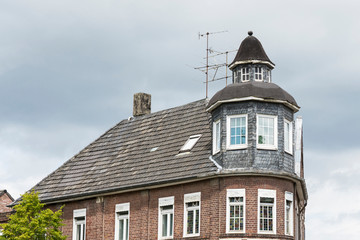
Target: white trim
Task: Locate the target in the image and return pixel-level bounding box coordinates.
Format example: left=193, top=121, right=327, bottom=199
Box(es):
left=229, top=60, right=275, bottom=69
left=284, top=119, right=293, bottom=155
left=114, top=203, right=130, bottom=240
left=73, top=208, right=86, bottom=240
left=258, top=189, right=276, bottom=234
left=226, top=114, right=248, bottom=150
left=184, top=192, right=201, bottom=203
left=183, top=192, right=201, bottom=238
left=226, top=189, right=246, bottom=234
left=240, top=67, right=250, bottom=82
left=256, top=114, right=278, bottom=150
left=206, top=97, right=300, bottom=113
left=285, top=192, right=294, bottom=236
left=159, top=196, right=174, bottom=207
left=208, top=156, right=223, bottom=171
left=158, top=196, right=174, bottom=240
left=213, top=120, right=221, bottom=154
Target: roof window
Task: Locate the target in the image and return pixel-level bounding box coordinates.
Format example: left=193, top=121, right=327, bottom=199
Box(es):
left=180, top=135, right=201, bottom=152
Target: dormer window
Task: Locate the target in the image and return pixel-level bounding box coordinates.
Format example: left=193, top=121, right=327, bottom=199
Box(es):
left=226, top=114, right=247, bottom=149
left=241, top=67, right=250, bottom=82
left=254, top=67, right=263, bottom=81
left=180, top=135, right=201, bottom=152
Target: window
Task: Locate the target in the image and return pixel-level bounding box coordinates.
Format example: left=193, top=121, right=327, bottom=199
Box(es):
left=241, top=67, right=250, bottom=82
left=258, top=189, right=276, bottom=234
left=254, top=67, right=263, bottom=81
left=159, top=196, right=174, bottom=239
left=213, top=120, right=221, bottom=154
left=73, top=209, right=86, bottom=240
left=257, top=115, right=278, bottom=150
left=180, top=135, right=201, bottom=152
left=183, top=192, right=200, bottom=237
left=226, top=114, right=247, bottom=149
left=226, top=189, right=245, bottom=233
left=115, top=203, right=130, bottom=240
left=267, top=69, right=271, bottom=82
left=285, top=192, right=293, bottom=236
left=284, top=119, right=293, bottom=154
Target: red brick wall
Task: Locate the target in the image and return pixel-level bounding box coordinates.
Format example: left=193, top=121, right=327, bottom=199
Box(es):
left=0, top=193, right=13, bottom=213
left=48, top=176, right=298, bottom=240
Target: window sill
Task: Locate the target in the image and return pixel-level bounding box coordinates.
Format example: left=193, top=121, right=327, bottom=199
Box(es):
left=226, top=230, right=245, bottom=234
left=226, top=145, right=248, bottom=150
left=183, top=233, right=200, bottom=238
left=258, top=231, right=276, bottom=235
left=257, top=145, right=277, bottom=151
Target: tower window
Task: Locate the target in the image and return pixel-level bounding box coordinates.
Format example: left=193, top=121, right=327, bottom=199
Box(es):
left=226, top=114, right=247, bottom=149
left=285, top=192, right=293, bottom=236
left=226, top=189, right=245, bottom=233
left=258, top=189, right=276, bottom=234
left=254, top=67, right=263, bottom=81
left=284, top=119, right=293, bottom=154
left=257, top=115, right=278, bottom=150
left=241, top=67, right=250, bottom=82
left=213, top=120, right=221, bottom=154
left=184, top=192, right=201, bottom=237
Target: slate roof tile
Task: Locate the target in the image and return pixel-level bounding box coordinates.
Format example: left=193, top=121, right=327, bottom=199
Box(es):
left=32, top=99, right=218, bottom=202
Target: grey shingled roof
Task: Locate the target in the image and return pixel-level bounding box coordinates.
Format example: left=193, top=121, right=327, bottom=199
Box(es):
left=33, top=99, right=218, bottom=202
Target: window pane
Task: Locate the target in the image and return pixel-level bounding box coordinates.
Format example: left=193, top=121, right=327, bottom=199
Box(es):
left=195, top=209, right=199, bottom=233
left=169, top=213, right=173, bottom=236
left=162, top=214, right=167, bottom=237
left=187, top=210, right=194, bottom=234
left=119, top=220, right=124, bottom=240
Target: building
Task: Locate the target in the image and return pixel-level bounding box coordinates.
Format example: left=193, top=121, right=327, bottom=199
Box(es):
left=0, top=190, right=14, bottom=233
left=25, top=32, right=307, bottom=240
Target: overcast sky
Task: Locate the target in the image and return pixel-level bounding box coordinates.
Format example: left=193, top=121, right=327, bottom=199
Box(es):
left=0, top=0, right=359, bottom=239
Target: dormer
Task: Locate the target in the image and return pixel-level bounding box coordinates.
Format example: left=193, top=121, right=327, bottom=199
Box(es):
left=229, top=31, right=275, bottom=83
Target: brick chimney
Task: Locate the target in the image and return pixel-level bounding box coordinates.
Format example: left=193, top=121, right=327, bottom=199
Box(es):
left=133, top=93, right=151, bottom=117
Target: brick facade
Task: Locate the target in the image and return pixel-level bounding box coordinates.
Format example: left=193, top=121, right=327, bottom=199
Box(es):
left=49, top=175, right=301, bottom=240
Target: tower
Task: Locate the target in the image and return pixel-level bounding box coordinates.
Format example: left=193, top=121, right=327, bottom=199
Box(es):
left=206, top=31, right=307, bottom=239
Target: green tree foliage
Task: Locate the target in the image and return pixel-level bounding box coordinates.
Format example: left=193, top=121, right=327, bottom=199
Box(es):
left=0, top=191, right=66, bottom=240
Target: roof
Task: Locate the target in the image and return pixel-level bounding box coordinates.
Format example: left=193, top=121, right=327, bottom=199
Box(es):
left=207, top=82, right=299, bottom=112
left=229, top=31, right=274, bottom=69
left=32, top=99, right=218, bottom=203
left=0, top=190, right=14, bottom=202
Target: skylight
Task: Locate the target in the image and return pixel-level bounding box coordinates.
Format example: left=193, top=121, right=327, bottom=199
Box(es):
left=180, top=135, right=201, bottom=152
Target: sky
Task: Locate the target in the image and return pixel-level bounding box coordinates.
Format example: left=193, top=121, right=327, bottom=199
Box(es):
left=0, top=0, right=359, bottom=239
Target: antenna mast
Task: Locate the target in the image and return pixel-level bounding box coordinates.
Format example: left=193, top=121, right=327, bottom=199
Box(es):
left=198, top=30, right=228, bottom=98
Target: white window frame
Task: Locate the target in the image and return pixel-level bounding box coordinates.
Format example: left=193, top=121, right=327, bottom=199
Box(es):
left=183, top=192, right=201, bottom=237
left=73, top=208, right=86, bottom=240
left=114, top=203, right=130, bottom=240
left=213, top=120, right=221, bottom=154
left=180, top=135, right=201, bottom=152
left=258, top=189, right=276, bottom=234
left=241, top=67, right=250, bottom=82
left=285, top=192, right=294, bottom=236
left=256, top=114, right=278, bottom=150
left=254, top=67, right=263, bottom=81
left=158, top=196, right=174, bottom=240
left=226, top=114, right=248, bottom=150
left=284, top=119, right=293, bottom=154
left=267, top=69, right=271, bottom=83
left=226, top=189, right=246, bottom=234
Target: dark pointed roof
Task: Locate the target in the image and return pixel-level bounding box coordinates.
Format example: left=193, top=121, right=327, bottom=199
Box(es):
left=229, top=31, right=275, bottom=69
left=207, top=82, right=299, bottom=112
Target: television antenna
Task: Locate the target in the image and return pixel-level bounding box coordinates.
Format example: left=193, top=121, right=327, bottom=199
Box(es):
left=197, top=30, right=228, bottom=98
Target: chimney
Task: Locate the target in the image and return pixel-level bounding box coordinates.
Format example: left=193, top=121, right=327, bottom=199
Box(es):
left=133, top=93, right=151, bottom=117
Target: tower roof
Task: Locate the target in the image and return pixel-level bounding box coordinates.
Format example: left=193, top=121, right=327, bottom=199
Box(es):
left=229, top=31, right=275, bottom=69
left=207, top=81, right=299, bottom=112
